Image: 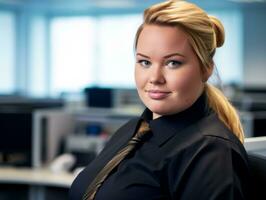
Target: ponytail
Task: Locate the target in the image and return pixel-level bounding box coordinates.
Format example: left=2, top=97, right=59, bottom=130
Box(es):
left=205, top=84, right=244, bottom=143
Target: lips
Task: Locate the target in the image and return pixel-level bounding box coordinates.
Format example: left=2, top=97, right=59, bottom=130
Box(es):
left=146, top=90, right=171, bottom=100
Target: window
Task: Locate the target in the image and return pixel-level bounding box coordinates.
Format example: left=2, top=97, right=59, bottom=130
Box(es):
left=50, top=14, right=142, bottom=95
left=29, top=16, right=48, bottom=96
left=0, top=11, right=15, bottom=93
left=97, top=15, right=142, bottom=88
left=210, top=10, right=243, bottom=85
left=50, top=17, right=95, bottom=95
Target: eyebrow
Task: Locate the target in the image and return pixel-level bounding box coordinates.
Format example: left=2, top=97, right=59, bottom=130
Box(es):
left=136, top=52, right=185, bottom=58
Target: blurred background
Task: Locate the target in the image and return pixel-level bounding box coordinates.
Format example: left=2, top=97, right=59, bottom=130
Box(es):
left=0, top=0, right=265, bottom=96
left=0, top=0, right=266, bottom=199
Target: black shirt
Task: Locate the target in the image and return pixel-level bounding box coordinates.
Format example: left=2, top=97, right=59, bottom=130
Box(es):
left=69, top=93, right=251, bottom=200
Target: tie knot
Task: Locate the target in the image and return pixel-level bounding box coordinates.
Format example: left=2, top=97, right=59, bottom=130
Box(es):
left=134, top=120, right=151, bottom=142
left=138, top=120, right=150, bottom=133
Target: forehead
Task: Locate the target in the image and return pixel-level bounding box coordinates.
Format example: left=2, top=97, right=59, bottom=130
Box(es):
left=136, top=24, right=191, bottom=54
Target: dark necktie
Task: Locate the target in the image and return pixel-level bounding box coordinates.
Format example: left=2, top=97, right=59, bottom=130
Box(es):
left=82, top=120, right=151, bottom=200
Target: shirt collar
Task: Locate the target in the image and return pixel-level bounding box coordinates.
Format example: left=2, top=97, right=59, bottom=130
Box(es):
left=140, top=92, right=212, bottom=146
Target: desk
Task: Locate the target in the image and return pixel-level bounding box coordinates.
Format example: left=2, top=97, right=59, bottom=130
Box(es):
left=244, top=136, right=266, bottom=157
left=0, top=167, right=76, bottom=200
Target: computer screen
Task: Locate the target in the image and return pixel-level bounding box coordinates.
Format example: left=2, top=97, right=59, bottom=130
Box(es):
left=84, top=87, right=113, bottom=108
left=0, top=97, right=64, bottom=167
left=0, top=111, right=32, bottom=166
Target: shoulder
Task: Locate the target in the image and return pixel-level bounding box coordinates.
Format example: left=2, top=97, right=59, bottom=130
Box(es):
left=196, top=113, right=246, bottom=155
left=164, top=113, right=246, bottom=157
left=164, top=113, right=249, bottom=175
left=165, top=114, right=250, bottom=199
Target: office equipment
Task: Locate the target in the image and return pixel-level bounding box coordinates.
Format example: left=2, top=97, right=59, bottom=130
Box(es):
left=248, top=153, right=266, bottom=200
left=84, top=87, right=113, bottom=108
left=231, top=87, right=266, bottom=111
left=231, top=88, right=266, bottom=137
left=64, top=107, right=139, bottom=168
left=33, top=109, right=75, bottom=168
left=240, top=111, right=266, bottom=137
left=49, top=153, right=76, bottom=173
left=0, top=96, right=64, bottom=112
left=64, top=134, right=107, bottom=169
left=65, top=135, right=106, bottom=155
left=0, top=97, right=64, bottom=167
left=244, top=137, right=266, bottom=199
left=244, top=136, right=266, bottom=156
left=0, top=111, right=32, bottom=166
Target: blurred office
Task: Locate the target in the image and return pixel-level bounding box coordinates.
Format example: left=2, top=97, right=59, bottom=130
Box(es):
left=0, top=0, right=266, bottom=199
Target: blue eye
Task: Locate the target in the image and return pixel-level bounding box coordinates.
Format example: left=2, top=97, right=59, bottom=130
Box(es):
left=166, top=60, right=182, bottom=69
left=137, top=60, right=151, bottom=68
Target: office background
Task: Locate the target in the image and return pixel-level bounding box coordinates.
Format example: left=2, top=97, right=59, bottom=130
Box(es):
left=1, top=0, right=266, bottom=200
left=0, top=0, right=266, bottom=97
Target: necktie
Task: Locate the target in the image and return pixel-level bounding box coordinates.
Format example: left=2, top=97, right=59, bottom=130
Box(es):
left=82, top=120, right=151, bottom=200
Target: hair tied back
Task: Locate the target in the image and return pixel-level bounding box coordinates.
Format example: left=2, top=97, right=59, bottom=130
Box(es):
left=208, top=15, right=225, bottom=48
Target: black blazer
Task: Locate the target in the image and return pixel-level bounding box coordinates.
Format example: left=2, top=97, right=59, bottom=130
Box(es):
left=69, top=112, right=251, bottom=200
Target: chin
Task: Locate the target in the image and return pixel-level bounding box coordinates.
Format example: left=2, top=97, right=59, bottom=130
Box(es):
left=146, top=100, right=187, bottom=116
left=141, top=96, right=184, bottom=115
left=147, top=104, right=173, bottom=116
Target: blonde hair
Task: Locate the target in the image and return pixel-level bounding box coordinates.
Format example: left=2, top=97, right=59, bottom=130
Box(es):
left=135, top=0, right=244, bottom=143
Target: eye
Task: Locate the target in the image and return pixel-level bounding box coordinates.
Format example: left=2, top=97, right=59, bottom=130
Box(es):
left=137, top=60, right=151, bottom=68
left=166, top=60, right=182, bottom=69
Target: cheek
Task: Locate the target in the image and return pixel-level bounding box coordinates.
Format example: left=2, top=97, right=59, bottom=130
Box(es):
left=134, top=66, right=146, bottom=89
left=134, top=66, right=139, bottom=86
left=170, top=68, right=203, bottom=92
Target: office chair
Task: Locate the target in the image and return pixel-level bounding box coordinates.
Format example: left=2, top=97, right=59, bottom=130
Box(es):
left=248, top=153, right=266, bottom=200
left=244, top=137, right=266, bottom=199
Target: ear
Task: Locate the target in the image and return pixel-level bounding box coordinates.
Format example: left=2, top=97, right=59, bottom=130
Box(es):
left=202, top=63, right=214, bottom=82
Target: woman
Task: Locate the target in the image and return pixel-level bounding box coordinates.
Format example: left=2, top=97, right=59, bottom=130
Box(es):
left=69, top=1, right=251, bottom=199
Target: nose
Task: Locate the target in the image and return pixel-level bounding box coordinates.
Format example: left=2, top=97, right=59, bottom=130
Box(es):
left=149, top=65, right=165, bottom=84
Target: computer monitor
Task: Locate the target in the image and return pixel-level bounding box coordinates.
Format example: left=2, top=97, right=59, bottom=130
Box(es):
left=0, top=97, right=64, bottom=167
left=84, top=87, right=113, bottom=108
left=0, top=111, right=32, bottom=166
